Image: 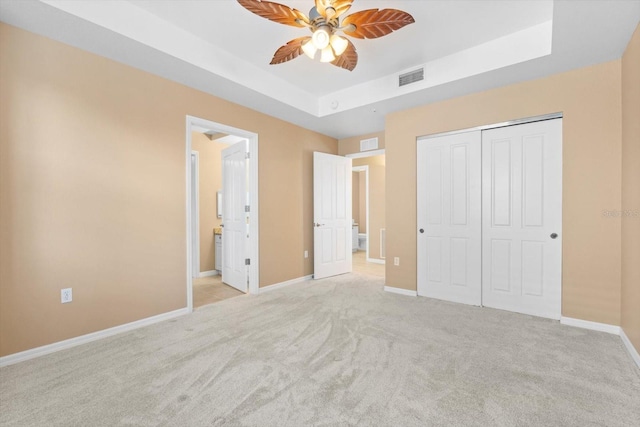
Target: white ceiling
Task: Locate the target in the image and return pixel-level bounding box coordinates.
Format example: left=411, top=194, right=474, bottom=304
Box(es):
left=1, top=0, right=639, bottom=138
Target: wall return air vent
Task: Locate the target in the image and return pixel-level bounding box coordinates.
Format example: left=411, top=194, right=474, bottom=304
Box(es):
left=360, top=137, right=379, bottom=152
left=399, top=68, right=424, bottom=87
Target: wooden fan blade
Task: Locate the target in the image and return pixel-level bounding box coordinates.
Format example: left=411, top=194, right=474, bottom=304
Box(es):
left=342, top=9, right=415, bottom=39
left=331, top=39, right=358, bottom=71
left=315, top=0, right=353, bottom=19
left=237, top=0, right=309, bottom=27
left=270, top=37, right=311, bottom=65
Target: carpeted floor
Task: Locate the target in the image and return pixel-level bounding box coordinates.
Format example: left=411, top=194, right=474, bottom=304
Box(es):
left=1, top=273, right=639, bottom=426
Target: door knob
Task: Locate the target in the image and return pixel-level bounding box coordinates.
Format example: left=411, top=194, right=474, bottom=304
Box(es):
left=419, top=229, right=424, bottom=233
left=550, top=233, right=558, bottom=239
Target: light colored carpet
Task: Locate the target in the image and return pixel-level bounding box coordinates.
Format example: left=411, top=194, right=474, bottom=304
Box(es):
left=1, top=273, right=639, bottom=426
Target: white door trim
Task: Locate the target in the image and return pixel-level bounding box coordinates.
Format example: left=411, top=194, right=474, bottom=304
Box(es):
left=345, top=149, right=385, bottom=159
left=419, top=113, right=563, bottom=140
left=185, top=116, right=259, bottom=313
left=352, top=165, right=369, bottom=260
left=190, top=151, right=200, bottom=278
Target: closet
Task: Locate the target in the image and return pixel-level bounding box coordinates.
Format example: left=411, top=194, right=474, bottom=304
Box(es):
left=417, top=117, right=562, bottom=319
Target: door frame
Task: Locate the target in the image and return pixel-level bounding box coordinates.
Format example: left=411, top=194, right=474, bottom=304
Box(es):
left=185, top=115, right=259, bottom=312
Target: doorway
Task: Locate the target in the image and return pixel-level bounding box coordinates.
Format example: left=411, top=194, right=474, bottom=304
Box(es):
left=348, top=151, right=386, bottom=278
left=186, top=116, right=259, bottom=312
left=417, top=115, right=563, bottom=319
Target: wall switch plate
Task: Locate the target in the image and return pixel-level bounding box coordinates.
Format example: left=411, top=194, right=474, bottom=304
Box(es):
left=394, top=257, right=400, bottom=266
left=61, top=288, right=72, bottom=304
left=304, top=250, right=309, bottom=259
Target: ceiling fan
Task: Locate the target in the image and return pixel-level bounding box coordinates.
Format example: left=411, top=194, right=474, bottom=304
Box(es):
left=237, top=0, right=415, bottom=71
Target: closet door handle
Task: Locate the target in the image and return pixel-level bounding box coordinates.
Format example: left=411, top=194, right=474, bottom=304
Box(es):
left=550, top=233, right=558, bottom=239
left=419, top=229, right=424, bottom=234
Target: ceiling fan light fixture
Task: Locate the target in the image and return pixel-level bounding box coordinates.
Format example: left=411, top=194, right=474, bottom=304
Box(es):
left=302, top=39, right=318, bottom=59
left=329, top=34, right=348, bottom=56
left=320, top=46, right=336, bottom=63
left=311, top=26, right=331, bottom=49
left=238, top=0, right=415, bottom=72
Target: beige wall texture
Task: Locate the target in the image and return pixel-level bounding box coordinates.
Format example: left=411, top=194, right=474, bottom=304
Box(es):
left=0, top=24, right=337, bottom=357
left=358, top=172, right=366, bottom=233
left=353, top=155, right=386, bottom=260
left=338, top=131, right=385, bottom=156
left=621, top=24, right=640, bottom=355
left=386, top=60, right=624, bottom=326
left=352, top=171, right=360, bottom=230
left=192, top=132, right=224, bottom=273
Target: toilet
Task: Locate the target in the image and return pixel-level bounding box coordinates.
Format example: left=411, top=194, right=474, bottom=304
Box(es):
left=358, top=233, right=367, bottom=251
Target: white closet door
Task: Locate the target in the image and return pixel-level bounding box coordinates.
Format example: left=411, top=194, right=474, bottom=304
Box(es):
left=482, top=119, right=562, bottom=319
left=417, top=131, right=482, bottom=305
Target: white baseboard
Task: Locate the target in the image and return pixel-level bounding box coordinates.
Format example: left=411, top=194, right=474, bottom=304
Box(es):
left=560, top=317, right=621, bottom=335
left=367, top=258, right=385, bottom=265
left=259, top=275, right=313, bottom=294
left=384, top=286, right=417, bottom=297
left=620, top=328, right=640, bottom=369
left=0, top=308, right=190, bottom=367
left=198, top=270, right=219, bottom=278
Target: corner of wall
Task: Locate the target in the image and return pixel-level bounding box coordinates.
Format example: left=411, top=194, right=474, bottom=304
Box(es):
left=620, top=22, right=640, bottom=360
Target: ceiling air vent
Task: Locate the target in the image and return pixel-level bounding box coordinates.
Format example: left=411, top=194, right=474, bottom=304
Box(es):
left=399, top=68, right=424, bottom=87
left=360, top=137, right=379, bottom=152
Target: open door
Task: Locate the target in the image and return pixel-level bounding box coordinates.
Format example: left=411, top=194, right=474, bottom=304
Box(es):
left=314, top=152, right=352, bottom=280
left=221, top=141, right=248, bottom=292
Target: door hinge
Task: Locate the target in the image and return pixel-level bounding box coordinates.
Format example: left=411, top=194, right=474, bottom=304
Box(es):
left=245, top=205, right=250, bottom=213
left=245, top=152, right=250, bottom=160
left=245, top=258, right=251, bottom=266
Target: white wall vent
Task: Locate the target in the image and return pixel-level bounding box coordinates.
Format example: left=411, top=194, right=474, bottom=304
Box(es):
left=399, top=68, right=424, bottom=87
left=360, top=137, right=379, bottom=152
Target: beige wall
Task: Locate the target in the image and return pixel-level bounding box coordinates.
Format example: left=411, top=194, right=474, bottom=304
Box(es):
left=0, top=24, right=337, bottom=357
left=358, top=172, right=367, bottom=233
left=386, top=60, right=623, bottom=325
left=353, top=155, right=386, bottom=260
left=192, top=132, right=224, bottom=273
left=338, top=131, right=385, bottom=156
left=352, top=171, right=360, bottom=230
left=621, top=24, right=640, bottom=355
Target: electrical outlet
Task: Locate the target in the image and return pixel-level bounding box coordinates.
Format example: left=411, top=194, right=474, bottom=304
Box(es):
left=394, top=257, right=400, bottom=266
left=61, top=288, right=72, bottom=304
left=304, top=250, right=309, bottom=259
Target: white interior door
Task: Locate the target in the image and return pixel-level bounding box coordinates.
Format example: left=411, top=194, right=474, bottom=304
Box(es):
left=314, top=152, right=352, bottom=280
left=417, top=131, right=482, bottom=305
left=482, top=119, right=562, bottom=319
left=222, top=141, right=248, bottom=292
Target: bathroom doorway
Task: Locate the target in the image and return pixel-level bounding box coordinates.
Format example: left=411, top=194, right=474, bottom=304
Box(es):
left=349, top=152, right=386, bottom=278
left=186, top=116, right=259, bottom=311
